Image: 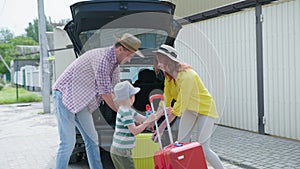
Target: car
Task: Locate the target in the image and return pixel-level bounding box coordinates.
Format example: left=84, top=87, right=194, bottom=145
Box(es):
left=64, top=0, right=182, bottom=168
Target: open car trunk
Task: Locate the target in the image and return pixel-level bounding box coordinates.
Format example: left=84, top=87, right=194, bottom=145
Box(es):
left=63, top=0, right=182, bottom=167
left=64, top=0, right=182, bottom=58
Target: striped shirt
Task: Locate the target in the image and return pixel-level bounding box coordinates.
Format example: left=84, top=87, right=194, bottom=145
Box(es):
left=112, top=106, right=138, bottom=149
left=53, top=46, right=120, bottom=114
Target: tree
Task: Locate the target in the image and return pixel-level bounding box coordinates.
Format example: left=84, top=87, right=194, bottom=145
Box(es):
left=0, top=30, right=39, bottom=75
left=0, top=29, right=15, bottom=74
left=0, top=29, right=14, bottom=43
left=25, top=21, right=38, bottom=43
left=10, top=36, right=38, bottom=46
left=0, top=42, right=17, bottom=74
left=57, top=19, right=71, bottom=25
left=25, top=17, right=53, bottom=43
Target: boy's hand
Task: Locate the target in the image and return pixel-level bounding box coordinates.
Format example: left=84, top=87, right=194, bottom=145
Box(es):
left=143, top=113, right=157, bottom=124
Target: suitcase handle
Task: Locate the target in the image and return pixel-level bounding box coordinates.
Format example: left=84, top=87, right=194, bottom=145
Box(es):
left=149, top=94, right=174, bottom=149
left=149, top=94, right=165, bottom=103
left=164, top=142, right=185, bottom=149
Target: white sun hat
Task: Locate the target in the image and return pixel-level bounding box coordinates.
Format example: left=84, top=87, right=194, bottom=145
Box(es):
left=153, top=44, right=180, bottom=62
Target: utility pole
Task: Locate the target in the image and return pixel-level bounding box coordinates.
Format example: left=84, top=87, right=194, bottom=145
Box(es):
left=37, top=0, right=51, bottom=113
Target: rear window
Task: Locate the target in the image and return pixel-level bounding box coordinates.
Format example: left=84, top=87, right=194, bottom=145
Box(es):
left=79, top=28, right=168, bottom=53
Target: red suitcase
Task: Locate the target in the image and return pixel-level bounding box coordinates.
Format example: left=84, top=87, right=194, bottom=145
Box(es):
left=158, top=142, right=207, bottom=169
left=149, top=94, right=208, bottom=169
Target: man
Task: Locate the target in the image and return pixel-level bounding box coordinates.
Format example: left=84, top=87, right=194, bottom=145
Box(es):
left=52, top=33, right=144, bottom=169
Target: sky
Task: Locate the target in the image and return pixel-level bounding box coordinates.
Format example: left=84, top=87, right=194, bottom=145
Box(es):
left=0, top=0, right=81, bottom=36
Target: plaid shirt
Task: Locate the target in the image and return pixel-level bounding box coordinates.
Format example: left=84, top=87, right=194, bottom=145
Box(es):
left=53, top=46, right=120, bottom=114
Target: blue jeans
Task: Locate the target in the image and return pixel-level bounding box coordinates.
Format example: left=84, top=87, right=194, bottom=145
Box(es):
left=53, top=90, right=103, bottom=169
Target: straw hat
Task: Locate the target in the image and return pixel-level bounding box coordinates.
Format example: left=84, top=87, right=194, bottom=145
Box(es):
left=114, top=33, right=144, bottom=57
left=113, top=81, right=140, bottom=102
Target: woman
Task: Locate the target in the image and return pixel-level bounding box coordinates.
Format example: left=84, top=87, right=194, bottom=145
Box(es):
left=153, top=44, right=224, bottom=169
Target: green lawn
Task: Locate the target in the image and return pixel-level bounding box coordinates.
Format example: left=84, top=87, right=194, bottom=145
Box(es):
left=0, top=85, right=42, bottom=104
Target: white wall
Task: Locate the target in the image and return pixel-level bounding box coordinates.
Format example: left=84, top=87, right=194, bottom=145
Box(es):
left=176, top=9, right=258, bottom=132
left=175, top=0, right=300, bottom=140
left=52, top=27, right=76, bottom=82
left=262, top=0, right=300, bottom=140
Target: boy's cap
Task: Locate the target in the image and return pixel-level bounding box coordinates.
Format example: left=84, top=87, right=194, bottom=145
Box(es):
left=113, top=81, right=140, bottom=102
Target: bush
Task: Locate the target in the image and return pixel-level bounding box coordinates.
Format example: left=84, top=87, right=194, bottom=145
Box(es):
left=0, top=78, right=4, bottom=91
left=0, top=83, right=3, bottom=91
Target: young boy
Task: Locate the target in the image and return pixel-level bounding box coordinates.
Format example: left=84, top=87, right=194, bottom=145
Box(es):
left=110, top=81, right=157, bottom=169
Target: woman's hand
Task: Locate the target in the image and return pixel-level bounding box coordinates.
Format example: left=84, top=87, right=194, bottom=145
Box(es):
left=151, top=108, right=176, bottom=142
left=156, top=106, right=173, bottom=117
left=166, top=107, right=174, bottom=116
left=152, top=123, right=166, bottom=142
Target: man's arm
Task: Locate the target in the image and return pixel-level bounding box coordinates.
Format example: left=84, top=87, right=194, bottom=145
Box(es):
left=101, top=93, right=118, bottom=112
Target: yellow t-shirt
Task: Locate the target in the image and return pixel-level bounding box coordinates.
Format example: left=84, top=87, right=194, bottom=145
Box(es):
left=164, top=69, right=219, bottom=118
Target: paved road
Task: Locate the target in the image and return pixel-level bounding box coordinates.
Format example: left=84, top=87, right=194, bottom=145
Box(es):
left=0, top=102, right=299, bottom=169
left=211, top=126, right=300, bottom=169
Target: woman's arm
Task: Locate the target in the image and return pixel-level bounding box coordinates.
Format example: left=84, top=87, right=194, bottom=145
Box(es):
left=172, top=73, right=194, bottom=116
left=152, top=108, right=176, bottom=142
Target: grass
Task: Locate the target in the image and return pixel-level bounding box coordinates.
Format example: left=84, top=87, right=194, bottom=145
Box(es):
left=0, top=85, right=42, bottom=104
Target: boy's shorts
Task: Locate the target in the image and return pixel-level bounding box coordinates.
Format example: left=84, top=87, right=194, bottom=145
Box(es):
left=110, top=146, right=135, bottom=169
